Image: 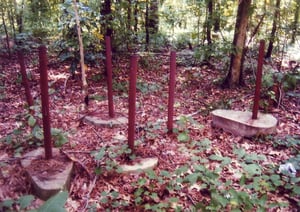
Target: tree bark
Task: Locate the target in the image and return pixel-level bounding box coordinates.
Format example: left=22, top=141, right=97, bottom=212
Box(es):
left=214, top=1, right=220, bottom=32
left=265, top=0, right=280, bottom=59
left=17, top=51, right=34, bottom=109
left=206, top=0, right=213, bottom=44
left=149, top=0, right=159, bottom=34
left=72, top=0, right=88, bottom=108
left=291, top=0, right=299, bottom=44
left=127, top=0, right=132, bottom=31
left=7, top=1, right=16, bottom=39
left=101, top=0, right=112, bottom=37
left=145, top=0, right=159, bottom=49
left=1, top=6, right=11, bottom=58
left=134, top=1, right=138, bottom=34
left=223, top=0, right=252, bottom=88
left=145, top=0, right=149, bottom=49
left=15, top=0, right=24, bottom=33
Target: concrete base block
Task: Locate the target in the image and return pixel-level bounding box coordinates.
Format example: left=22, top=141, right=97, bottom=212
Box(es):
left=84, top=115, right=128, bottom=127
left=119, top=157, right=159, bottom=174
left=211, top=109, right=277, bottom=137
left=21, top=148, right=73, bottom=200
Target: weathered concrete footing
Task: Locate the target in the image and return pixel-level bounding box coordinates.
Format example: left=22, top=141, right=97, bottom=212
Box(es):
left=211, top=109, right=278, bottom=137
left=118, top=157, right=159, bottom=174
left=21, top=148, right=73, bottom=200
left=83, top=115, right=128, bottom=127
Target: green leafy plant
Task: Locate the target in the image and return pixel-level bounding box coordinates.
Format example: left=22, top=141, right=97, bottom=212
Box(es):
left=98, top=190, right=129, bottom=209
left=91, top=144, right=132, bottom=174
left=113, top=81, right=129, bottom=94
left=136, top=81, right=161, bottom=94
left=173, top=115, right=202, bottom=142
left=273, top=135, right=300, bottom=154
left=0, top=195, right=35, bottom=211
left=0, top=192, right=68, bottom=212
left=0, top=102, right=68, bottom=156
left=87, top=133, right=299, bottom=210
left=139, top=53, right=163, bottom=72
left=130, top=169, right=182, bottom=211
left=54, top=0, right=103, bottom=76
left=261, top=70, right=300, bottom=110
left=194, top=41, right=233, bottom=63
left=37, top=191, right=69, bottom=212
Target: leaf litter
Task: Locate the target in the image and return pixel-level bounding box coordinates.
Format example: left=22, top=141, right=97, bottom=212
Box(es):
left=0, top=52, right=299, bottom=211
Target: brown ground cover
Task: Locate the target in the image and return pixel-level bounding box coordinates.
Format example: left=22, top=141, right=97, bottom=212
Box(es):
left=0, top=51, right=299, bottom=211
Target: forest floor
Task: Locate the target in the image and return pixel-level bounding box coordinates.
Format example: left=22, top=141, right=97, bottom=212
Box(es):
left=0, top=50, right=299, bottom=211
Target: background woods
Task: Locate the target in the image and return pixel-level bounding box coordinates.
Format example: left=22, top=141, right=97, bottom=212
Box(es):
left=0, top=0, right=300, bottom=211
left=0, top=0, right=299, bottom=87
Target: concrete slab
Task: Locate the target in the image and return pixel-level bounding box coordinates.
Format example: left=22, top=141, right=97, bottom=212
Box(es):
left=84, top=115, right=128, bottom=127
left=119, top=157, right=159, bottom=174
left=21, top=148, right=73, bottom=200
left=211, top=109, right=278, bottom=137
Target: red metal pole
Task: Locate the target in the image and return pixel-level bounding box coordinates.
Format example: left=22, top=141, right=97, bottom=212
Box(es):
left=105, top=36, right=115, bottom=118
left=252, top=40, right=265, bottom=119
left=128, top=55, right=138, bottom=151
left=39, top=45, right=52, bottom=160
left=167, top=51, right=177, bottom=133
left=17, top=51, right=34, bottom=109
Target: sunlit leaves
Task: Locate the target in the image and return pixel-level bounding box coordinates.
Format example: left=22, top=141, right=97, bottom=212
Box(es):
left=177, top=132, right=189, bottom=142
left=28, top=115, right=36, bottom=127
left=91, top=148, right=106, bottom=160
left=51, top=128, right=69, bottom=147
left=37, top=191, right=68, bottom=212
left=18, top=195, right=35, bottom=210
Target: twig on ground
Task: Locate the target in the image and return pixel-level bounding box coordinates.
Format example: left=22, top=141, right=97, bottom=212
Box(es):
left=187, top=194, right=197, bottom=206
left=79, top=175, right=98, bottom=212
left=92, top=127, right=104, bottom=142
left=61, top=150, right=92, bottom=179
left=63, top=74, right=71, bottom=95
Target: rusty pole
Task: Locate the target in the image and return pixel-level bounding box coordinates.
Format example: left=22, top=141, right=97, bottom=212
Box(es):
left=252, top=40, right=265, bottom=119
left=17, top=51, right=34, bottom=109
left=105, top=36, right=115, bottom=118
left=167, top=51, right=177, bottom=133
left=39, top=45, right=52, bottom=160
left=128, top=55, right=138, bottom=151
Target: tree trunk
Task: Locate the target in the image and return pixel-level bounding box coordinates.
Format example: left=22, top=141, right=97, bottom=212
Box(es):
left=17, top=51, right=34, bottom=109
left=149, top=0, right=159, bottom=34
left=1, top=5, right=11, bottom=58
left=73, top=0, right=88, bottom=108
left=15, top=0, right=24, bottom=33
left=145, top=0, right=149, bottom=49
left=127, top=0, right=132, bottom=31
left=291, top=0, right=299, bottom=44
left=214, top=1, right=220, bottom=32
left=7, top=1, right=16, bottom=39
left=134, top=1, right=138, bottom=34
left=101, top=0, right=112, bottom=37
left=265, top=0, right=280, bottom=59
left=206, top=0, right=213, bottom=44
left=223, top=0, right=252, bottom=88
left=145, top=0, right=159, bottom=49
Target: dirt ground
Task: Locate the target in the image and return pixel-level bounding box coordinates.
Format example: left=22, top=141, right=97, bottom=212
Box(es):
left=0, top=51, right=299, bottom=211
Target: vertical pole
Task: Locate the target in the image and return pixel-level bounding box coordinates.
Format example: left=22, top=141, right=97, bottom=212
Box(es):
left=17, top=51, right=34, bottom=109
left=105, top=36, right=115, bottom=118
left=128, top=55, right=138, bottom=151
left=39, top=45, right=52, bottom=160
left=252, top=40, right=265, bottom=119
left=167, top=51, right=177, bottom=133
